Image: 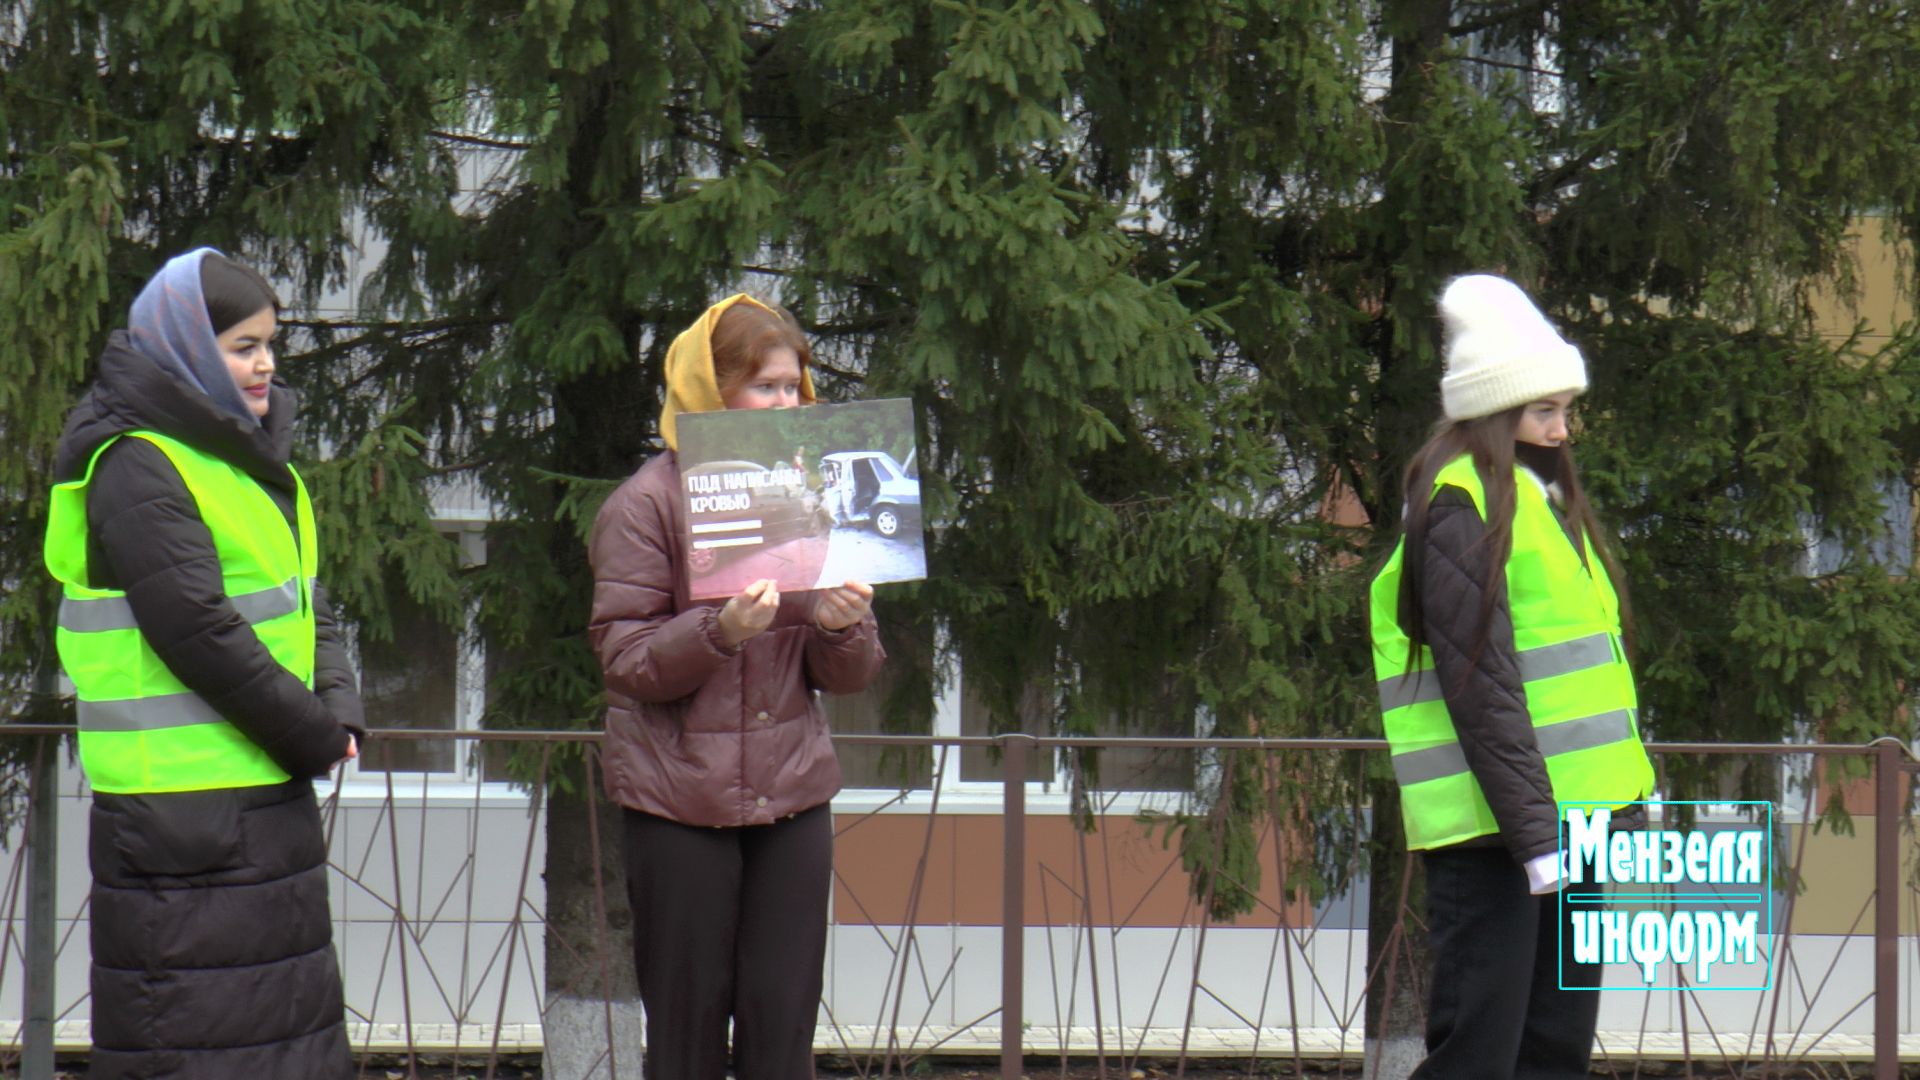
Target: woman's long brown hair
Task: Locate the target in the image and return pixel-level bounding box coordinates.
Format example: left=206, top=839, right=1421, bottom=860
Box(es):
left=1395, top=405, right=1633, bottom=679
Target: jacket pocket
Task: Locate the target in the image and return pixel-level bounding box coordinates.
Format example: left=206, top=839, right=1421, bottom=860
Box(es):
left=108, top=790, right=247, bottom=877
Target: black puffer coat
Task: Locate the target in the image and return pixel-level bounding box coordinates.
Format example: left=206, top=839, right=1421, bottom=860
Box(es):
left=55, top=332, right=361, bottom=1080
left=1416, top=472, right=1645, bottom=865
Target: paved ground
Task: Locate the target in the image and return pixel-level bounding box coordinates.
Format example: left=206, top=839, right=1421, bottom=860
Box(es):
left=8, top=1022, right=1916, bottom=1077
left=815, top=525, right=927, bottom=588
left=0, top=1052, right=1345, bottom=1079
left=7, top=1057, right=1912, bottom=1078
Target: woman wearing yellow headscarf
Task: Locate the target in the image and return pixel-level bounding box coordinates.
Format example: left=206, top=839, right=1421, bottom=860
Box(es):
left=587, top=294, right=885, bottom=1078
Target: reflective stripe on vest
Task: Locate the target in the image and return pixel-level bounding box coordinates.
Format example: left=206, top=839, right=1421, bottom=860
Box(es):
left=44, top=431, right=319, bottom=794
left=1390, top=708, right=1638, bottom=786
left=1376, top=630, right=1617, bottom=712
left=79, top=692, right=229, bottom=733
left=58, top=577, right=303, bottom=634
left=1368, top=453, right=1656, bottom=850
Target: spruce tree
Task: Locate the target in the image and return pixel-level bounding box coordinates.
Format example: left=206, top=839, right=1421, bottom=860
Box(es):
left=6, top=4, right=1920, bottom=1075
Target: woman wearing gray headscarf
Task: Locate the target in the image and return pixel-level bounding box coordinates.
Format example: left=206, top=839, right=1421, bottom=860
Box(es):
left=44, top=249, right=363, bottom=1078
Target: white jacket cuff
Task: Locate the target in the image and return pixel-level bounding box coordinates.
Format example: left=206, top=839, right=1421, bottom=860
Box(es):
left=1524, top=852, right=1565, bottom=895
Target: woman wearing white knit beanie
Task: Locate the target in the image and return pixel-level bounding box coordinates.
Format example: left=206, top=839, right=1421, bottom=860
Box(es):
left=1367, top=275, right=1655, bottom=1079
left=1437, top=275, right=1588, bottom=421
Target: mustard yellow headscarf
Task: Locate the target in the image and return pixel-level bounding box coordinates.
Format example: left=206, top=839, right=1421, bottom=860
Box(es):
left=658, top=293, right=818, bottom=450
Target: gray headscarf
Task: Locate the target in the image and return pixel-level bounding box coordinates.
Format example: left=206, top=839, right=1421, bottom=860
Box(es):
left=127, top=247, right=259, bottom=425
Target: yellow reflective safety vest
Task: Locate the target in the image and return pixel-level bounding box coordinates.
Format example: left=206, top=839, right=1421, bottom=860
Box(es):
left=44, top=430, right=318, bottom=794
left=1369, top=453, right=1655, bottom=850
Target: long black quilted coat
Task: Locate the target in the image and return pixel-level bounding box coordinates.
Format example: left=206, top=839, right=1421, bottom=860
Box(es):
left=56, top=334, right=363, bottom=1079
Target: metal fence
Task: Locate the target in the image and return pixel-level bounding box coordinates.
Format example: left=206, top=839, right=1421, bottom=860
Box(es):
left=0, top=727, right=1915, bottom=1080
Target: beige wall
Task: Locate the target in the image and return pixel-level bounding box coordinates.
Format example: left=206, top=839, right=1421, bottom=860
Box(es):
left=833, top=812, right=1318, bottom=928
left=1777, top=815, right=1920, bottom=935
left=832, top=802, right=1916, bottom=936
left=1809, top=218, right=1914, bottom=345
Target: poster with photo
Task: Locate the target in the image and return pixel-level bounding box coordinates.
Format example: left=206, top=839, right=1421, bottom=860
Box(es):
left=676, top=397, right=926, bottom=600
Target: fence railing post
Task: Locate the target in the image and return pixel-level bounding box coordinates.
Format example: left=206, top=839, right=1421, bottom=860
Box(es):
left=24, top=732, right=58, bottom=1080
left=1001, top=735, right=1031, bottom=1080
left=1872, top=737, right=1902, bottom=1080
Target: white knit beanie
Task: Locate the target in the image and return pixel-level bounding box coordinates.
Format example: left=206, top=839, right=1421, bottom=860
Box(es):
left=1437, top=274, right=1587, bottom=420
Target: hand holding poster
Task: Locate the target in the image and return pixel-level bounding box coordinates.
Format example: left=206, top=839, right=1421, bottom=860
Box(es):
left=677, top=398, right=927, bottom=600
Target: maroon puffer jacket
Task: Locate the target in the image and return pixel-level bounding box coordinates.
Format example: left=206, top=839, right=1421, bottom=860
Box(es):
left=589, top=451, right=884, bottom=827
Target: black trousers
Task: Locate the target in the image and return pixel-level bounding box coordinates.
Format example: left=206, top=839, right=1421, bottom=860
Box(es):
left=1413, top=846, right=1603, bottom=1080
left=623, top=804, right=833, bottom=1080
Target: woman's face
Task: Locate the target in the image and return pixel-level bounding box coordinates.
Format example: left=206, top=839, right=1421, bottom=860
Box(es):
left=1516, top=391, right=1574, bottom=447
left=218, top=307, right=277, bottom=418
left=722, top=346, right=804, bottom=411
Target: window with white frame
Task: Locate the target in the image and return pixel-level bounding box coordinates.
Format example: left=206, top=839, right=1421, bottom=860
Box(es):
left=348, top=525, right=488, bottom=782
left=824, top=623, right=1205, bottom=804
left=354, top=575, right=461, bottom=774
left=1799, top=475, right=1913, bottom=576
left=822, top=615, right=937, bottom=791
left=959, top=680, right=1198, bottom=794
